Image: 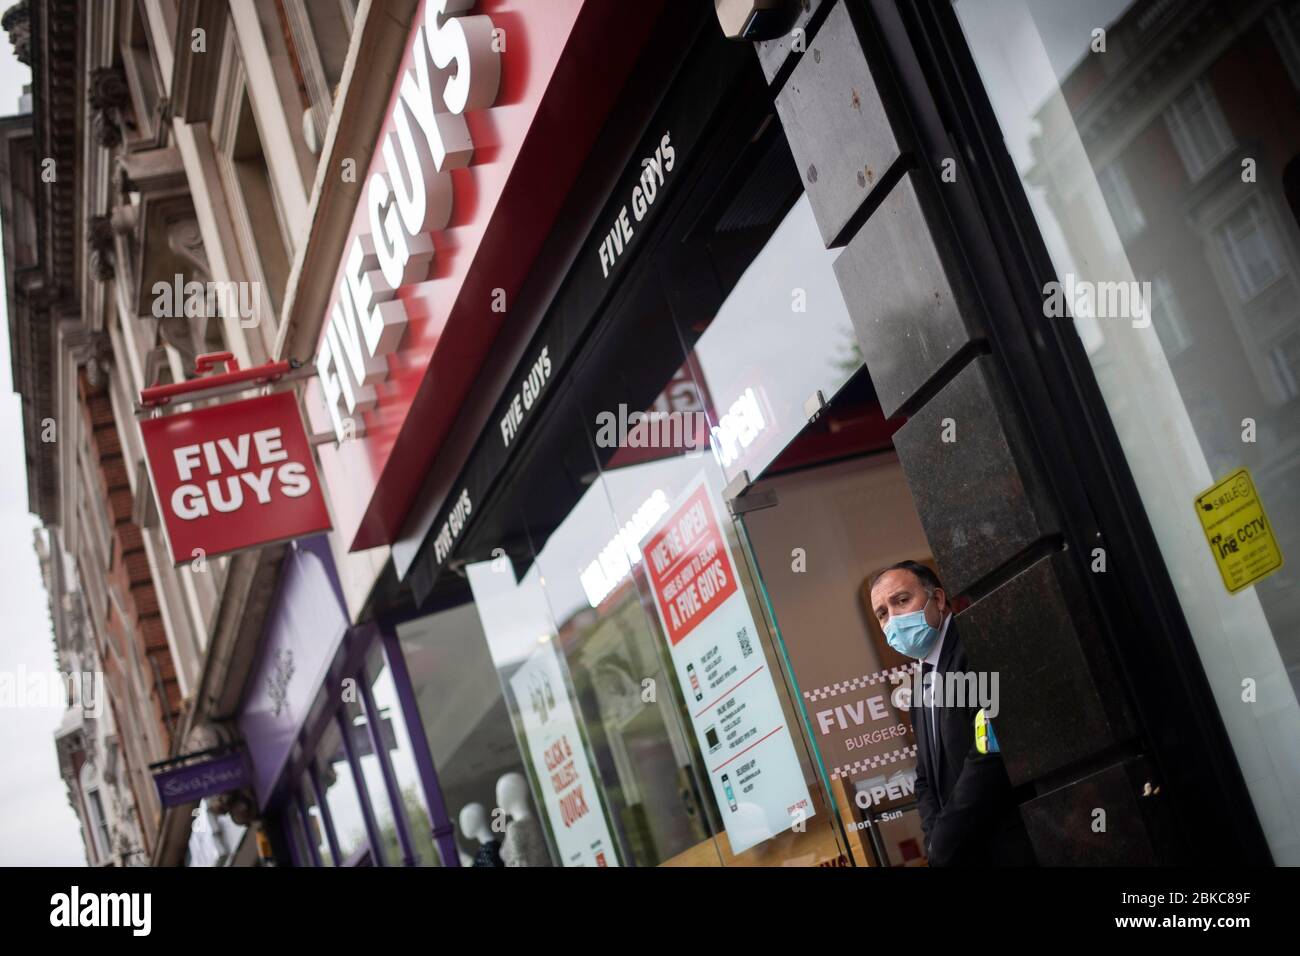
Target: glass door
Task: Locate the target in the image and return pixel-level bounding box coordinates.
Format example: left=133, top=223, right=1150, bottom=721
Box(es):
left=729, top=447, right=939, bottom=867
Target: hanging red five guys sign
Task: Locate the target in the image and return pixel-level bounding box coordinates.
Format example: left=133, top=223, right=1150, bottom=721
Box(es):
left=139, top=389, right=331, bottom=566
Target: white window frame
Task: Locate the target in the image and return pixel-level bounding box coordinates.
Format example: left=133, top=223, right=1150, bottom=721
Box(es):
left=211, top=28, right=293, bottom=332
left=118, top=0, right=165, bottom=147
left=1148, top=273, right=1192, bottom=357
left=1267, top=330, right=1300, bottom=400
left=80, top=760, right=111, bottom=865
left=88, top=790, right=112, bottom=863
left=279, top=0, right=356, bottom=148
left=1163, top=78, right=1235, bottom=181
left=1097, top=161, right=1145, bottom=243
left=1216, top=198, right=1286, bottom=302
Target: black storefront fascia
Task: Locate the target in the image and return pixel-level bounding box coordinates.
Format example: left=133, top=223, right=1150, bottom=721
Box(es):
left=380, top=0, right=1273, bottom=866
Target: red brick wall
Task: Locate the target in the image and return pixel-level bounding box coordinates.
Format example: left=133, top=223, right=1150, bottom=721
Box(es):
left=79, top=369, right=182, bottom=750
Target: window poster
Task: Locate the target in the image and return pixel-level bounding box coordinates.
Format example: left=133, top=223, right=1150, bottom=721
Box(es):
left=509, top=640, right=620, bottom=866
left=640, top=473, right=813, bottom=854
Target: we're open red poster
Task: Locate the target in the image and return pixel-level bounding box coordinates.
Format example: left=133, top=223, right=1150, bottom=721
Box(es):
left=641, top=483, right=739, bottom=646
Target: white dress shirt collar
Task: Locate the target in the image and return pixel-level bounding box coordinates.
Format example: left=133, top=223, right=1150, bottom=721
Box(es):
left=923, top=610, right=953, bottom=669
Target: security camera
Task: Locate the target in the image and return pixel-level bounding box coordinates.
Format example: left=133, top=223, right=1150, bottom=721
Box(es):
left=715, top=0, right=792, bottom=41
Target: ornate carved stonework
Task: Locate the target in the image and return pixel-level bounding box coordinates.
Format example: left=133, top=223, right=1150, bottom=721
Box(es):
left=87, top=214, right=116, bottom=282
left=88, top=66, right=130, bottom=149
left=157, top=213, right=214, bottom=374
left=65, top=326, right=112, bottom=390
left=119, top=149, right=201, bottom=323
left=80, top=331, right=112, bottom=389
left=159, top=316, right=199, bottom=373
left=165, top=215, right=210, bottom=280
left=1, top=0, right=30, bottom=66
left=184, top=723, right=225, bottom=754
left=116, top=164, right=138, bottom=202
left=92, top=110, right=121, bottom=150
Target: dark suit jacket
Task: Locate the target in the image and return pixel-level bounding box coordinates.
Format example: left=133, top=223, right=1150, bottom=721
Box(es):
left=913, top=619, right=1036, bottom=866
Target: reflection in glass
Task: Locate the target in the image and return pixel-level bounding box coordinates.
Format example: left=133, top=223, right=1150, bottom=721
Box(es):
left=313, top=718, right=373, bottom=865
left=673, top=193, right=858, bottom=485
left=956, top=0, right=1300, bottom=863
left=355, top=644, right=439, bottom=866
left=467, top=557, right=607, bottom=867
left=300, top=776, right=333, bottom=866
left=526, top=461, right=717, bottom=866
left=397, top=602, right=531, bottom=867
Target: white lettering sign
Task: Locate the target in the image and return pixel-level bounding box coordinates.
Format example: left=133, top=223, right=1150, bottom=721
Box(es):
left=433, top=487, right=473, bottom=563
left=316, top=0, right=502, bottom=441
left=499, top=346, right=553, bottom=448
left=168, top=428, right=312, bottom=520
left=597, top=132, right=676, bottom=279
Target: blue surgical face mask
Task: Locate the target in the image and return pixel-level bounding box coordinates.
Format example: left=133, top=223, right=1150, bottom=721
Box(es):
left=884, top=595, right=941, bottom=659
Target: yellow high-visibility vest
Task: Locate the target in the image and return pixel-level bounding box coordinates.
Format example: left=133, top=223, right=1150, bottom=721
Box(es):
left=974, top=708, right=1000, bottom=754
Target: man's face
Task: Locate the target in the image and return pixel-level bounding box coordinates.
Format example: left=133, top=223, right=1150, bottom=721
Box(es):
left=870, top=569, right=945, bottom=631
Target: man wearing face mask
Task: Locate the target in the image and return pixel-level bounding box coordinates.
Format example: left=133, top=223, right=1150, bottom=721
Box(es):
left=869, top=560, right=1036, bottom=866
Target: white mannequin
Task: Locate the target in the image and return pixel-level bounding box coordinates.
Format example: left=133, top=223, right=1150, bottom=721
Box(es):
left=495, top=772, right=551, bottom=867
left=457, top=802, right=494, bottom=845
left=495, top=773, right=532, bottom=822
left=457, top=801, right=501, bottom=867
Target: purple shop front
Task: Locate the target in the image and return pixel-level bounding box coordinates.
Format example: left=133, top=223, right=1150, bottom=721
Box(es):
left=238, top=536, right=350, bottom=808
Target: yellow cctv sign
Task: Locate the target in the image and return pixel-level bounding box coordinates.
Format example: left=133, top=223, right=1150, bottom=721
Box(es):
left=1194, top=468, right=1283, bottom=594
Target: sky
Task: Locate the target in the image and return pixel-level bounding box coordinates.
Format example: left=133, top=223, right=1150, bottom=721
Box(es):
left=0, top=36, right=86, bottom=865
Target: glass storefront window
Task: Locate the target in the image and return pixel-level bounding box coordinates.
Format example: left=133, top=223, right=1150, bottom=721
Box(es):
left=313, top=718, right=374, bottom=865
left=353, top=643, right=439, bottom=866
left=669, top=190, right=858, bottom=486
left=955, top=0, right=1300, bottom=863
left=455, top=166, right=858, bottom=865
left=186, top=797, right=246, bottom=867
left=396, top=601, right=534, bottom=867
left=555, top=103, right=858, bottom=866
left=465, top=515, right=619, bottom=867
left=509, top=419, right=720, bottom=866
left=463, top=382, right=850, bottom=866
left=582, top=436, right=845, bottom=865
left=285, top=799, right=313, bottom=867
left=340, top=692, right=406, bottom=866
left=300, top=775, right=333, bottom=866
